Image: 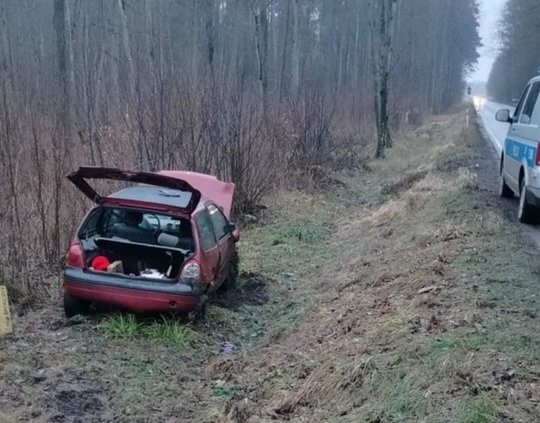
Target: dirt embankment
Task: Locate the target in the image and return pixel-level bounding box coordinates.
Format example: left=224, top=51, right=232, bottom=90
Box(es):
left=1, top=107, right=539, bottom=423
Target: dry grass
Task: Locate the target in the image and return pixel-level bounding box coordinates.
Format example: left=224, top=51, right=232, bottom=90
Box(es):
left=199, top=110, right=540, bottom=422
left=2, top=108, right=537, bottom=422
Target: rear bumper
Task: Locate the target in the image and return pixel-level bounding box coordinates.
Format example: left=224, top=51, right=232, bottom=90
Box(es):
left=64, top=267, right=201, bottom=313
left=525, top=186, right=540, bottom=207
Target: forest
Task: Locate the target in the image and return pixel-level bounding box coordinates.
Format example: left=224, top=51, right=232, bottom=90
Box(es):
left=0, top=0, right=480, bottom=299
left=487, top=0, right=540, bottom=102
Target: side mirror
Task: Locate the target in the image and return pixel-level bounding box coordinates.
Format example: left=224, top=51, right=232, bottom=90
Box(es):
left=226, top=223, right=240, bottom=242
left=495, top=109, right=512, bottom=123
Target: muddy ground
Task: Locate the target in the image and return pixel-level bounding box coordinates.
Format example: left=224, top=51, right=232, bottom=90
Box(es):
left=1, top=107, right=539, bottom=423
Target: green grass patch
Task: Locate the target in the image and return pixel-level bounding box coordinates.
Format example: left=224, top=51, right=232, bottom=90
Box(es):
left=213, top=381, right=241, bottom=398
left=454, top=398, right=498, bottom=423
left=271, top=221, right=331, bottom=244
left=99, top=313, right=195, bottom=347
left=147, top=316, right=195, bottom=347
left=100, top=313, right=144, bottom=339
left=430, top=334, right=489, bottom=354
left=365, top=373, right=432, bottom=421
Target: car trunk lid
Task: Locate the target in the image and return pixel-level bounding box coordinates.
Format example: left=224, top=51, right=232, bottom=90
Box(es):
left=67, top=167, right=202, bottom=213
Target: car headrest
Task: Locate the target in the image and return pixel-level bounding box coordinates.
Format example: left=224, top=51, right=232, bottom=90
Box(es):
left=124, top=210, right=143, bottom=226
left=157, top=233, right=180, bottom=248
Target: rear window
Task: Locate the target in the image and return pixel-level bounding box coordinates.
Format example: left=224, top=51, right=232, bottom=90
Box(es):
left=78, top=207, right=192, bottom=243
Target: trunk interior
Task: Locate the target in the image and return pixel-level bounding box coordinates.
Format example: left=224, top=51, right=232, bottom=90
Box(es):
left=82, top=237, right=187, bottom=280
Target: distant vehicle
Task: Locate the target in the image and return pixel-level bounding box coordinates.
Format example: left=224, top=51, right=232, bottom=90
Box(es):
left=63, top=167, right=240, bottom=318
left=496, top=76, right=540, bottom=223
left=473, top=95, right=486, bottom=109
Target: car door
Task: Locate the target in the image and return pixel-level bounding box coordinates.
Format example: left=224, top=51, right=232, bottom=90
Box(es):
left=505, top=84, right=531, bottom=191
left=194, top=208, right=220, bottom=286
left=207, top=203, right=235, bottom=288
left=506, top=82, right=540, bottom=192
left=517, top=82, right=540, bottom=190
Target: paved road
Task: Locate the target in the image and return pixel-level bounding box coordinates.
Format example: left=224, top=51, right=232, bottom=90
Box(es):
left=475, top=98, right=540, bottom=248
left=475, top=99, right=513, bottom=153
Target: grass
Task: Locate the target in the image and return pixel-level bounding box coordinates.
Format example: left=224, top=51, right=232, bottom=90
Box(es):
left=147, top=316, right=195, bottom=347
left=4, top=109, right=534, bottom=423
left=212, top=111, right=540, bottom=422
left=455, top=398, right=498, bottom=423
left=430, top=334, right=489, bottom=354
left=0, top=414, right=17, bottom=423
left=100, top=313, right=144, bottom=339
left=99, top=313, right=195, bottom=347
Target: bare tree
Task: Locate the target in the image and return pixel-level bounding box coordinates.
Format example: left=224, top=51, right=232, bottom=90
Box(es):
left=0, top=0, right=481, bottom=299
left=246, top=0, right=273, bottom=99
left=370, top=0, right=397, bottom=158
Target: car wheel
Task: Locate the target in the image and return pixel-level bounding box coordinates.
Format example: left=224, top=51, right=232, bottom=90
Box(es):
left=188, top=294, right=208, bottom=322
left=63, top=292, right=90, bottom=318
left=219, top=248, right=239, bottom=292
left=499, top=168, right=513, bottom=199
left=517, top=179, right=535, bottom=224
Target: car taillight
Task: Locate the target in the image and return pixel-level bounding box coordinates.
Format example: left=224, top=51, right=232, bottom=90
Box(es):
left=66, top=243, right=85, bottom=268
left=536, top=143, right=540, bottom=166
left=179, top=260, right=200, bottom=285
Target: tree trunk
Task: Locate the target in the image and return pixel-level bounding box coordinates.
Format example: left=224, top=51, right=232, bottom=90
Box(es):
left=253, top=0, right=270, bottom=99
left=290, top=0, right=299, bottom=97
left=370, top=0, right=396, bottom=159
left=117, top=0, right=135, bottom=101
left=53, top=0, right=75, bottom=128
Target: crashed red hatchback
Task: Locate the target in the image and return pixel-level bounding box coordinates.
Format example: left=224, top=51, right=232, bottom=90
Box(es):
left=63, top=167, right=239, bottom=318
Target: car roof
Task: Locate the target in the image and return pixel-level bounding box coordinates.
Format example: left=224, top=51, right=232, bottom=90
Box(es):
left=529, top=75, right=540, bottom=84
left=109, top=186, right=204, bottom=212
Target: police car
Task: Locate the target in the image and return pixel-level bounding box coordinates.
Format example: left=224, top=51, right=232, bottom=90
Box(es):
left=496, top=76, right=540, bottom=223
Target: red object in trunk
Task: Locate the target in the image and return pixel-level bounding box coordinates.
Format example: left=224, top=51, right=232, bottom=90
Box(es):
left=91, top=256, right=110, bottom=271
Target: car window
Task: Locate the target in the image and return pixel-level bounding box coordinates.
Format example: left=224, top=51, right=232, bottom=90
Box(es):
left=99, top=209, right=122, bottom=235
left=196, top=209, right=217, bottom=251
left=513, top=84, right=530, bottom=122
left=208, top=204, right=229, bottom=240
left=78, top=209, right=101, bottom=239
left=520, top=82, right=540, bottom=125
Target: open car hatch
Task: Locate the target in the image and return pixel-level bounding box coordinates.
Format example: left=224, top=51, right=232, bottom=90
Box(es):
left=68, top=167, right=202, bottom=213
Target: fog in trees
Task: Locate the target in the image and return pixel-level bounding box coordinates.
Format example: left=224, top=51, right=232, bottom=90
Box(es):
left=487, top=0, right=540, bottom=102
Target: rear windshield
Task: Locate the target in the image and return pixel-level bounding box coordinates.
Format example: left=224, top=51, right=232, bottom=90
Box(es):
left=79, top=207, right=193, bottom=246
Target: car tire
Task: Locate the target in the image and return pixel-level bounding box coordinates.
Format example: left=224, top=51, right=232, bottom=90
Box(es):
left=499, top=169, right=513, bottom=199
left=188, top=294, right=208, bottom=322
left=63, top=292, right=90, bottom=318
left=219, top=248, right=239, bottom=292
left=517, top=179, right=536, bottom=224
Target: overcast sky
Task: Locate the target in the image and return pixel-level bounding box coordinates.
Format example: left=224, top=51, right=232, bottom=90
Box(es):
left=469, top=0, right=508, bottom=82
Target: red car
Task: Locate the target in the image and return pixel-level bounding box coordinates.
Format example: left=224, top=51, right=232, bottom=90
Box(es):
left=63, top=167, right=240, bottom=318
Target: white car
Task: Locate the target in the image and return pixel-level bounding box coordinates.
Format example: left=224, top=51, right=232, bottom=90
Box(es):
left=496, top=76, right=540, bottom=223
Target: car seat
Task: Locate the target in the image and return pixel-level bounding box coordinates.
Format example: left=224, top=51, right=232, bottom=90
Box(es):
left=110, top=211, right=156, bottom=244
